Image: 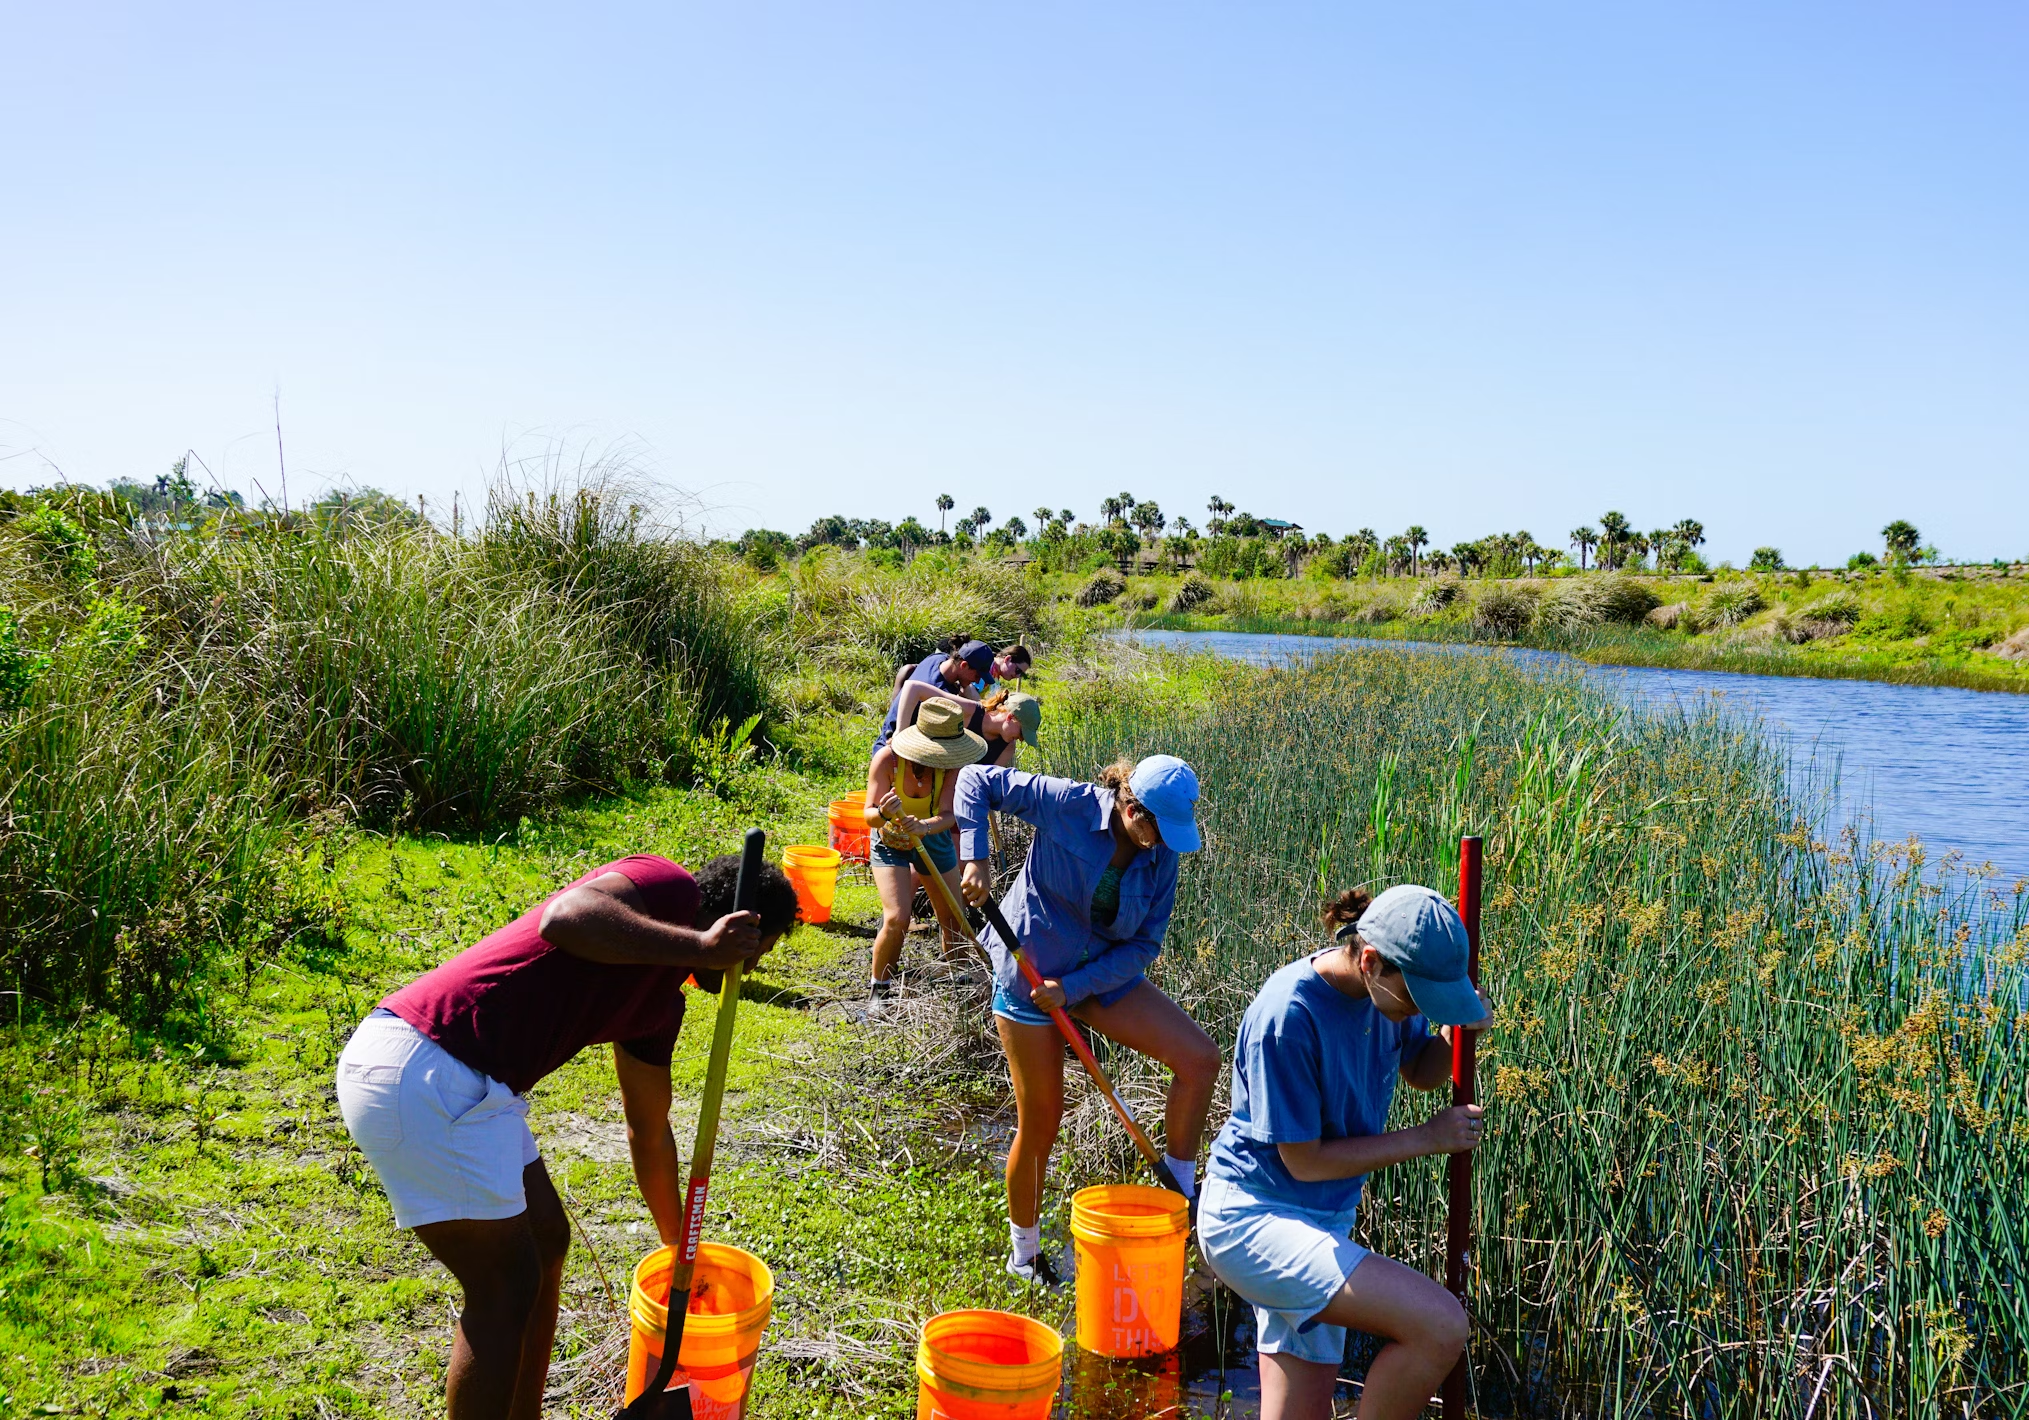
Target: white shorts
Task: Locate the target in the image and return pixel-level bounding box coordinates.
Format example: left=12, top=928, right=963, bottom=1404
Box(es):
left=335, top=1010, right=540, bottom=1229
left=1197, top=1174, right=1370, bottom=1366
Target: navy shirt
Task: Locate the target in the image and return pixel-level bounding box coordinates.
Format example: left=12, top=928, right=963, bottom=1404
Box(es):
left=875, top=653, right=975, bottom=748
left=1208, top=952, right=1431, bottom=1214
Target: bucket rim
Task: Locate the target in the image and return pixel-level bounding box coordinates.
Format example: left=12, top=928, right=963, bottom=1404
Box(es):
left=1070, top=1183, right=1191, bottom=1242
left=629, top=1242, right=774, bottom=1337
left=916, top=1309, right=1062, bottom=1397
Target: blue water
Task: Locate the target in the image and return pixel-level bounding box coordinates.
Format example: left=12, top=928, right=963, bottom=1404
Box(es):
left=1117, top=629, right=2029, bottom=887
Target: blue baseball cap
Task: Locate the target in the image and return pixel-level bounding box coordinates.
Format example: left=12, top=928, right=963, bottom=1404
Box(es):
left=956, top=640, right=995, bottom=675
left=1128, top=755, right=1201, bottom=853
left=1353, top=885, right=1481, bottom=1026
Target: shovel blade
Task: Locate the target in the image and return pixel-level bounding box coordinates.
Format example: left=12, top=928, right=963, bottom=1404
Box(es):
left=615, top=1384, right=693, bottom=1420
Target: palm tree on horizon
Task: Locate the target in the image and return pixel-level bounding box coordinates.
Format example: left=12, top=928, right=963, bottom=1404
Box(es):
left=936, top=493, right=954, bottom=534
left=1406, top=525, right=1429, bottom=577
left=1598, top=511, right=1631, bottom=570
left=1570, top=526, right=1597, bottom=571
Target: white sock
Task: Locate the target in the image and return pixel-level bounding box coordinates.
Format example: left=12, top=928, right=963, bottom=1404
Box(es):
left=1163, top=1153, right=1198, bottom=1199
left=1009, top=1221, right=1041, bottom=1263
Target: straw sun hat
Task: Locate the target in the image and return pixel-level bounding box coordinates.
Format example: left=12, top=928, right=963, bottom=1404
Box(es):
left=892, top=698, right=989, bottom=769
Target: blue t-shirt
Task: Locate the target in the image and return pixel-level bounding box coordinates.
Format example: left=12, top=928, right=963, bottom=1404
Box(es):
left=1207, top=952, right=1432, bottom=1215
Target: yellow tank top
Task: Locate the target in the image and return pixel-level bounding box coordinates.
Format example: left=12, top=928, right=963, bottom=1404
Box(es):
left=894, top=762, right=947, bottom=823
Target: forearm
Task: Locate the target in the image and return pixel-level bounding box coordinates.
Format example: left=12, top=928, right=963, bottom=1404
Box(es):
left=1281, top=1124, right=1435, bottom=1183
left=628, top=1118, right=685, bottom=1244
left=546, top=900, right=713, bottom=968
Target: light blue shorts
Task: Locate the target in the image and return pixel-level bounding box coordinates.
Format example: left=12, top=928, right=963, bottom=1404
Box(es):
left=990, top=974, right=1143, bottom=1028
left=1196, top=1175, right=1369, bottom=1365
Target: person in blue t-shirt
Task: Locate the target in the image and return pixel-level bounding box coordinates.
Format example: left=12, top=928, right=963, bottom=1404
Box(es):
left=1200, top=884, right=1494, bottom=1420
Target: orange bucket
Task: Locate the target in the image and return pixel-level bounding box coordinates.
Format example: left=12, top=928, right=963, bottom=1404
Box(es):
left=1071, top=1184, right=1191, bottom=1358
left=828, top=794, right=870, bottom=863
left=782, top=845, right=842, bottom=925
left=916, top=1309, right=1062, bottom=1420
left=625, top=1243, right=774, bottom=1420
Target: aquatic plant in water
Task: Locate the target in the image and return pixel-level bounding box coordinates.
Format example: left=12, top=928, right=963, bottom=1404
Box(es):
left=1045, top=647, right=2029, bottom=1418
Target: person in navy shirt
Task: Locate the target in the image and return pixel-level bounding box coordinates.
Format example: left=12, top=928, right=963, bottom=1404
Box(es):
left=875, top=639, right=995, bottom=748
left=955, top=755, right=1221, bottom=1286
left=1199, top=884, right=1494, bottom=1420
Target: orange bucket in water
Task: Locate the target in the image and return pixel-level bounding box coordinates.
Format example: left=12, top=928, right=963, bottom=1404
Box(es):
left=916, top=1309, right=1062, bottom=1420
left=626, top=1243, right=774, bottom=1420
left=1072, top=1184, right=1191, bottom=1358
left=782, top=845, right=842, bottom=924
left=828, top=794, right=870, bottom=863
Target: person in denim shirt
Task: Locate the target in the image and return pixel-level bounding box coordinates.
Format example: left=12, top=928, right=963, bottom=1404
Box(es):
left=955, top=755, right=1221, bottom=1286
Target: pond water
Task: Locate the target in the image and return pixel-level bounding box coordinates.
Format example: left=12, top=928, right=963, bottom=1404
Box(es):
left=1117, top=628, right=2029, bottom=888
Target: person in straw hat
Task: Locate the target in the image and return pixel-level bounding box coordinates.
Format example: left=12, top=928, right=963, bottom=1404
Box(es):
left=863, top=696, right=990, bottom=1001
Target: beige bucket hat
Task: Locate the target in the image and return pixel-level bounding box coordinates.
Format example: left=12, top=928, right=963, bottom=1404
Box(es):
left=892, top=698, right=989, bottom=770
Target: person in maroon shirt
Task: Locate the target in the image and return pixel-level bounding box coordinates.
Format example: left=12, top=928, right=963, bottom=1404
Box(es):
left=336, top=852, right=799, bottom=1420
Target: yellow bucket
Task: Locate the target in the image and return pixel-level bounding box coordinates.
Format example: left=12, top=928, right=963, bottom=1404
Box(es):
left=626, top=1243, right=774, bottom=1420
left=916, top=1309, right=1062, bottom=1420
left=1071, top=1184, right=1191, bottom=1358
left=782, top=845, right=842, bottom=924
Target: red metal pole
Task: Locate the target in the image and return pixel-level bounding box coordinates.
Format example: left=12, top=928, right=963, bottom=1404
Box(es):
left=1441, top=836, right=1483, bottom=1420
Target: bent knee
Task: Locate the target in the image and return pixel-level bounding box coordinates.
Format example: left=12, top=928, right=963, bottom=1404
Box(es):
left=1426, top=1293, right=1469, bottom=1358
left=530, top=1211, right=570, bottom=1272
left=1173, top=1030, right=1222, bottom=1085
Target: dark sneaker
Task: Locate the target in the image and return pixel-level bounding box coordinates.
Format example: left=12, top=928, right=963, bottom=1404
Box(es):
left=868, top=978, right=896, bottom=1001
left=1005, top=1250, right=1064, bottom=1290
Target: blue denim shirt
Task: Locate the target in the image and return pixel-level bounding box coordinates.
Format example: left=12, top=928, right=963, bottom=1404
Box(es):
left=953, top=766, right=1180, bottom=1009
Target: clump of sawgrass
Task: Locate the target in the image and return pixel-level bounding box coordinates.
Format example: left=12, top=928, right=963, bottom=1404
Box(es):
left=1468, top=581, right=1538, bottom=638
left=1046, top=646, right=2029, bottom=1417
left=1540, top=572, right=1660, bottom=630
left=1075, top=566, right=1126, bottom=608
left=1409, top=577, right=1463, bottom=616
left=1702, top=583, right=1765, bottom=627
left=1167, top=573, right=1215, bottom=613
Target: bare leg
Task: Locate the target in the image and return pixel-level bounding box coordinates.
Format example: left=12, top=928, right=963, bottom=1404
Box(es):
left=994, top=1016, right=1065, bottom=1227
left=1073, top=979, right=1221, bottom=1163
left=1310, top=1254, right=1468, bottom=1420
left=1259, top=1351, right=1341, bottom=1420
left=413, top=1160, right=570, bottom=1420
left=869, top=858, right=914, bottom=983
left=920, top=859, right=970, bottom=960
left=507, top=1162, right=570, bottom=1420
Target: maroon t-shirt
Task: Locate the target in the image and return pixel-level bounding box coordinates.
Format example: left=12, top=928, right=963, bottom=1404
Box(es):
left=381, top=855, right=700, bottom=1095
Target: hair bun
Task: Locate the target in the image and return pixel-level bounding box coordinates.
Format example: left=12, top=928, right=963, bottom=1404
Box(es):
left=1322, top=886, right=1372, bottom=927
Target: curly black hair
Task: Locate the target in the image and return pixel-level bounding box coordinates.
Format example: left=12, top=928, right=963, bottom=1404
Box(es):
left=693, top=853, right=802, bottom=938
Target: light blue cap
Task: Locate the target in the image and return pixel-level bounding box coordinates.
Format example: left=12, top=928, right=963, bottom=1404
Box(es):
left=1128, top=754, right=1201, bottom=853
left=1354, top=884, right=1480, bottom=1026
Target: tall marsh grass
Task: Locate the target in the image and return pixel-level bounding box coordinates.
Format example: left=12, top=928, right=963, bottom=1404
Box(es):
left=0, top=484, right=767, bottom=1018
left=1048, top=648, right=2029, bottom=1417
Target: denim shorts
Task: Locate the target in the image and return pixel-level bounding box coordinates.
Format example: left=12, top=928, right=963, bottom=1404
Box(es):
left=873, top=828, right=957, bottom=873
left=990, top=974, right=1142, bottom=1027
left=335, top=1010, right=539, bottom=1229
left=1196, top=1174, right=1370, bottom=1365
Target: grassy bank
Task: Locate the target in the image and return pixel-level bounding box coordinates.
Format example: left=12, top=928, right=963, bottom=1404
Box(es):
left=1030, top=564, right=2029, bottom=693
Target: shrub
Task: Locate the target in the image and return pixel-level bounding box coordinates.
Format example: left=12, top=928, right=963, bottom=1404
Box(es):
left=1703, top=585, right=1765, bottom=627
left=1646, top=602, right=1698, bottom=632
left=1409, top=578, right=1463, bottom=616
left=1540, top=574, right=1661, bottom=631
left=1470, top=582, right=1539, bottom=638
left=1076, top=567, right=1126, bottom=607
left=1748, top=546, right=1784, bottom=572
left=1167, top=573, right=1216, bottom=614
left=1855, top=604, right=1932, bottom=640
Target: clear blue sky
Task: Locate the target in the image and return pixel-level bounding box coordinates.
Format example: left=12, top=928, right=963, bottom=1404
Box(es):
left=5, top=3, right=2025, bottom=564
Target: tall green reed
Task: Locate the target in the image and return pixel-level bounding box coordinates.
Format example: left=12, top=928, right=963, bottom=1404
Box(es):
left=0, top=479, right=770, bottom=1018
left=1046, top=647, right=2029, bottom=1417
